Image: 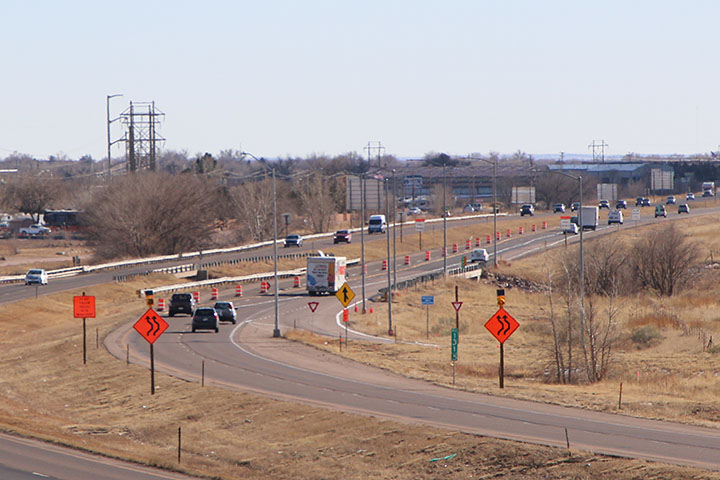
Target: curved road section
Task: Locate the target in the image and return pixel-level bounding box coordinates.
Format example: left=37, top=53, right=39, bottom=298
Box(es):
left=108, top=256, right=720, bottom=471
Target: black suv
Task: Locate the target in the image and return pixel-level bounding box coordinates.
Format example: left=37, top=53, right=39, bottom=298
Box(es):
left=169, top=293, right=195, bottom=317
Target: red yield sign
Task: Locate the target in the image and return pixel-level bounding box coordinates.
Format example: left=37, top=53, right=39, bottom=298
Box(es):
left=484, top=307, right=519, bottom=344
left=133, top=308, right=169, bottom=345
left=451, top=301, right=463, bottom=312
left=307, top=301, right=319, bottom=313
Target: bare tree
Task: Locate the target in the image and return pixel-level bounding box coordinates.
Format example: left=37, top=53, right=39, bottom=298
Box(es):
left=2, top=175, right=60, bottom=222
left=228, top=177, right=275, bottom=242
left=293, top=173, right=341, bottom=233
left=83, top=172, right=219, bottom=260
left=628, top=224, right=700, bottom=296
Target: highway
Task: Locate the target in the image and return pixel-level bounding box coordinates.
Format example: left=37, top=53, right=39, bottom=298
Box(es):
left=3, top=209, right=720, bottom=476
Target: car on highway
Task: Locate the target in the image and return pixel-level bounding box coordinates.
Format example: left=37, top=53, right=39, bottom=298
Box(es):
left=192, top=307, right=219, bottom=333
left=213, top=301, right=237, bottom=324
left=654, top=205, right=667, bottom=217
left=608, top=210, right=624, bottom=225
left=284, top=234, right=303, bottom=247
left=333, top=230, right=352, bottom=244
left=562, top=223, right=579, bottom=235
left=520, top=204, right=535, bottom=216
left=169, top=292, right=195, bottom=316
left=703, top=190, right=714, bottom=197
left=686, top=192, right=695, bottom=200
left=470, top=248, right=489, bottom=263
left=407, top=207, right=422, bottom=215
left=678, top=204, right=690, bottom=214
left=24, top=268, right=48, bottom=285
left=599, top=199, right=610, bottom=209
left=635, top=197, right=644, bottom=206
left=571, top=202, right=580, bottom=212
left=615, top=200, right=627, bottom=209
left=552, top=203, right=565, bottom=213
left=463, top=204, right=476, bottom=213
left=642, top=198, right=651, bottom=206
left=666, top=195, right=676, bottom=205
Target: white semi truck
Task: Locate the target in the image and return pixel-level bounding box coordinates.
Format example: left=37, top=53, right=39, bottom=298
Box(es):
left=306, top=255, right=347, bottom=296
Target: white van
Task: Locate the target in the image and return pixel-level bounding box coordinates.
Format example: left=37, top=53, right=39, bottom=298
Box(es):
left=368, top=214, right=387, bottom=234
left=608, top=210, right=623, bottom=225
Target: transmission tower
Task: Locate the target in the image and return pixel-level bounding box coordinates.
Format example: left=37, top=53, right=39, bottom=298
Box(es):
left=119, top=101, right=165, bottom=172
left=588, top=139, right=608, bottom=163
left=364, top=141, right=385, bottom=168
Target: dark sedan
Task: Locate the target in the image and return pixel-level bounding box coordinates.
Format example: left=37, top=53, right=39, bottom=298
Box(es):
left=192, top=307, right=219, bottom=333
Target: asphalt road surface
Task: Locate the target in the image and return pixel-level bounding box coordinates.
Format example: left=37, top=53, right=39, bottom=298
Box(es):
left=3, top=209, right=720, bottom=476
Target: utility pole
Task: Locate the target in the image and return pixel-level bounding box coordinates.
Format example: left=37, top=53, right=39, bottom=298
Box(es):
left=360, top=173, right=367, bottom=313
left=385, top=178, right=393, bottom=336
left=106, top=94, right=123, bottom=177
left=588, top=140, right=608, bottom=163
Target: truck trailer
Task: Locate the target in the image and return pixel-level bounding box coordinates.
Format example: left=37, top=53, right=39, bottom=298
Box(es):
left=306, top=255, right=347, bottom=296
left=580, top=206, right=599, bottom=231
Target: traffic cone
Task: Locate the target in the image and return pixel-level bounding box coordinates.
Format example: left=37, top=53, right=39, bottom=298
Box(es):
left=425, top=251, right=431, bottom=261
left=235, top=284, right=243, bottom=297
left=452, top=243, right=458, bottom=253
left=157, top=298, right=165, bottom=312
left=404, top=255, right=410, bottom=265
left=382, top=259, right=388, bottom=270
left=465, top=239, right=471, bottom=249
left=293, top=276, right=300, bottom=288
left=211, top=287, right=218, bottom=300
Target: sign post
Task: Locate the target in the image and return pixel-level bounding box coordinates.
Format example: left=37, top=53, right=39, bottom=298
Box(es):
left=415, top=218, right=425, bottom=249
left=336, top=283, right=355, bottom=347
left=484, top=293, right=519, bottom=389
left=451, top=286, right=463, bottom=343
left=307, top=301, right=319, bottom=331
left=73, top=293, right=96, bottom=365
left=421, top=295, right=434, bottom=339
left=133, top=308, right=169, bottom=395
left=451, top=327, right=458, bottom=385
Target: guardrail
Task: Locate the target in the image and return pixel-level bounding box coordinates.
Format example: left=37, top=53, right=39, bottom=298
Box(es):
left=1, top=212, right=500, bottom=286
left=139, top=257, right=362, bottom=297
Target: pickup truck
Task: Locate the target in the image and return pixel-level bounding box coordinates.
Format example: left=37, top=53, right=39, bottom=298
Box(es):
left=19, top=224, right=51, bottom=237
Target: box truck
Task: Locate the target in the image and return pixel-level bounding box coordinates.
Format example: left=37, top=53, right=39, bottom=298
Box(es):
left=306, top=255, right=347, bottom=295
left=580, top=206, right=599, bottom=231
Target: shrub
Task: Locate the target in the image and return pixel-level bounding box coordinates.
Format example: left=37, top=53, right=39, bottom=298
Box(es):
left=631, top=325, right=663, bottom=347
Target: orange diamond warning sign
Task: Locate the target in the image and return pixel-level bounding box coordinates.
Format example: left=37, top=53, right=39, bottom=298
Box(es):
left=484, top=307, right=519, bottom=344
left=133, top=308, right=169, bottom=345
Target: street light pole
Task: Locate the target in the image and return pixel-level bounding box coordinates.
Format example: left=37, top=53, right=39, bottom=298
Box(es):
left=442, top=163, right=447, bottom=276
left=467, top=156, right=498, bottom=268
left=385, top=177, right=393, bottom=336
left=271, top=167, right=280, bottom=337
left=106, top=94, right=123, bottom=178
left=243, top=152, right=281, bottom=338
left=360, top=173, right=367, bottom=313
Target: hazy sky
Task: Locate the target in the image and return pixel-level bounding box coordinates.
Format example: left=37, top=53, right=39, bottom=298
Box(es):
left=2, top=1, right=719, bottom=162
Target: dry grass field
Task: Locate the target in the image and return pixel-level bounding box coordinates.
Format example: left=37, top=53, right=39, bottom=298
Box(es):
left=290, top=215, right=720, bottom=428
left=0, top=210, right=719, bottom=479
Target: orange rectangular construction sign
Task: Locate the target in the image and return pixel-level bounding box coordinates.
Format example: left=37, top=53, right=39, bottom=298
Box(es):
left=73, top=295, right=96, bottom=318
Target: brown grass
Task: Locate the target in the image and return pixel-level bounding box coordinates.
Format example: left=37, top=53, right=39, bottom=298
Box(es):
left=0, top=215, right=720, bottom=478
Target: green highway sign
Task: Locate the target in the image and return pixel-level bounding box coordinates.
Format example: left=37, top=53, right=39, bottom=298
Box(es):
left=451, top=328, right=458, bottom=361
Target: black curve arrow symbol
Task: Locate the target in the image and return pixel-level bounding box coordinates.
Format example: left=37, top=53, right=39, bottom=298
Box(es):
left=496, top=315, right=509, bottom=336
left=501, top=315, right=511, bottom=335
left=145, top=315, right=160, bottom=336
